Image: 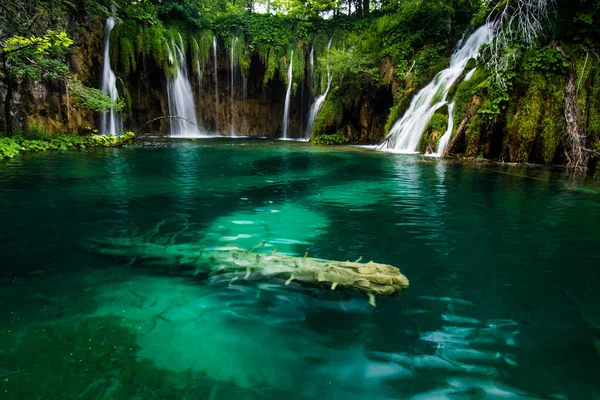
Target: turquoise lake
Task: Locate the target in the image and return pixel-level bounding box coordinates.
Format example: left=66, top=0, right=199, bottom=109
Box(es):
left=1, top=139, right=599, bottom=399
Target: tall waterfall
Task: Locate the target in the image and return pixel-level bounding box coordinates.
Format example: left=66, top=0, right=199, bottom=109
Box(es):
left=304, top=37, right=333, bottom=139
left=230, top=37, right=238, bottom=136
left=100, top=17, right=122, bottom=135
left=281, top=51, right=293, bottom=139
left=380, top=24, right=492, bottom=153
left=193, top=39, right=203, bottom=128
left=213, top=36, right=219, bottom=133
left=167, top=35, right=202, bottom=137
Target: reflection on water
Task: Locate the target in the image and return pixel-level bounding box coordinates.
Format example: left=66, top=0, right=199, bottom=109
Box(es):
left=0, top=140, right=599, bottom=399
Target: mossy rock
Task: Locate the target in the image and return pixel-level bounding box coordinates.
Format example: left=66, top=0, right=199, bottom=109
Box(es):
left=310, top=97, right=344, bottom=138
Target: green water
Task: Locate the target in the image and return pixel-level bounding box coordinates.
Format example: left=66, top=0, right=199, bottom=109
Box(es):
left=1, top=139, right=599, bottom=399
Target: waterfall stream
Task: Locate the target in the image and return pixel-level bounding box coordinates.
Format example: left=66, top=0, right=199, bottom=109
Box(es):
left=281, top=51, right=293, bottom=139
left=167, top=36, right=202, bottom=137
left=380, top=24, right=492, bottom=154
left=100, top=17, right=122, bottom=135
left=230, top=37, right=237, bottom=135
left=305, top=37, right=333, bottom=139
left=213, top=36, right=219, bottom=133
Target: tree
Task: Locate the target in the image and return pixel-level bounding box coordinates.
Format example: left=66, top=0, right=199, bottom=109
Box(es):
left=0, top=0, right=115, bottom=136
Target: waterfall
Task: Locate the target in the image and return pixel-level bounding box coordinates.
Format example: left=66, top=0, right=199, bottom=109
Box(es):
left=167, top=35, right=202, bottom=137
left=380, top=24, right=492, bottom=153
left=304, top=37, right=333, bottom=139
left=230, top=37, right=237, bottom=136
left=100, top=17, right=122, bottom=135
left=309, top=45, right=314, bottom=88
left=193, top=39, right=203, bottom=128
left=281, top=50, right=293, bottom=139
left=213, top=36, right=219, bottom=133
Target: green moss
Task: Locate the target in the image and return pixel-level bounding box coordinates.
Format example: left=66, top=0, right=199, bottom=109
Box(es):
left=464, top=114, right=484, bottom=157
left=263, top=48, right=281, bottom=86
left=539, top=78, right=566, bottom=164
left=310, top=96, right=344, bottom=138
left=452, top=68, right=487, bottom=127
left=384, top=87, right=415, bottom=134
left=504, top=70, right=566, bottom=164
left=418, top=108, right=448, bottom=153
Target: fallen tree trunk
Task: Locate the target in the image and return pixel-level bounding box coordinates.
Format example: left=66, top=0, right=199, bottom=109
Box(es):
left=205, top=246, right=409, bottom=306
left=85, top=236, right=409, bottom=307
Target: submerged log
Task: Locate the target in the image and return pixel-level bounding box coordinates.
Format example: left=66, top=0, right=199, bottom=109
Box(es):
left=85, top=235, right=409, bottom=306
left=204, top=248, right=409, bottom=306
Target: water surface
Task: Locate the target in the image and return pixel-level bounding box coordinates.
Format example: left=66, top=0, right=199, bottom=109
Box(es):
left=1, top=139, right=599, bottom=399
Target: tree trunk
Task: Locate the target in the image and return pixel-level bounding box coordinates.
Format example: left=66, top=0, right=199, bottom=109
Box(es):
left=363, top=0, right=369, bottom=15
left=564, top=67, right=589, bottom=170
left=441, top=95, right=481, bottom=157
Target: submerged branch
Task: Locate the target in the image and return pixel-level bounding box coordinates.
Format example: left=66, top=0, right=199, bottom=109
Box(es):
left=137, top=115, right=202, bottom=136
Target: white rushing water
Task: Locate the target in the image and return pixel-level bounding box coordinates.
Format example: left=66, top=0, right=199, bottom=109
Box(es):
left=281, top=50, right=293, bottom=139
left=230, top=37, right=237, bottom=135
left=167, top=35, right=202, bottom=137
left=100, top=17, right=122, bottom=135
left=213, top=36, right=219, bottom=133
left=380, top=24, right=492, bottom=154
left=305, top=37, right=333, bottom=139
left=193, top=39, right=203, bottom=129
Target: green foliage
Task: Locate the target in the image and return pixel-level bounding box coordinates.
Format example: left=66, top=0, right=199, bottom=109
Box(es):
left=0, top=138, right=21, bottom=159
left=522, top=46, right=569, bottom=77
left=313, top=131, right=346, bottom=145
left=69, top=78, right=120, bottom=112
left=0, top=132, right=135, bottom=160
left=1, top=31, right=73, bottom=80
left=321, top=47, right=378, bottom=103
left=311, top=96, right=344, bottom=138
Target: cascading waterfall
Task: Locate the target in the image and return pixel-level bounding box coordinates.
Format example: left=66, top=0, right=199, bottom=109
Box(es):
left=304, top=37, right=333, bottom=139
left=281, top=50, right=293, bottom=139
left=167, top=35, right=202, bottom=137
left=230, top=37, right=237, bottom=136
left=193, top=39, right=204, bottom=128
left=100, top=17, right=122, bottom=135
left=309, top=45, right=314, bottom=88
left=380, top=24, right=492, bottom=153
left=213, top=36, right=219, bottom=133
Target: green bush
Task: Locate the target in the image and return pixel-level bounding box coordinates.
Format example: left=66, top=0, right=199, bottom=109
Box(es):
left=313, top=131, right=346, bottom=145
left=0, top=138, right=21, bottom=159
left=0, top=132, right=136, bottom=160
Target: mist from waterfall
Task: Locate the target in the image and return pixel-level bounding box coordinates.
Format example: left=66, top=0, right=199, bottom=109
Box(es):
left=380, top=24, right=492, bottom=154
left=167, top=35, right=202, bottom=137
left=305, top=37, right=333, bottom=140
left=100, top=17, right=122, bottom=135
left=281, top=51, right=293, bottom=139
